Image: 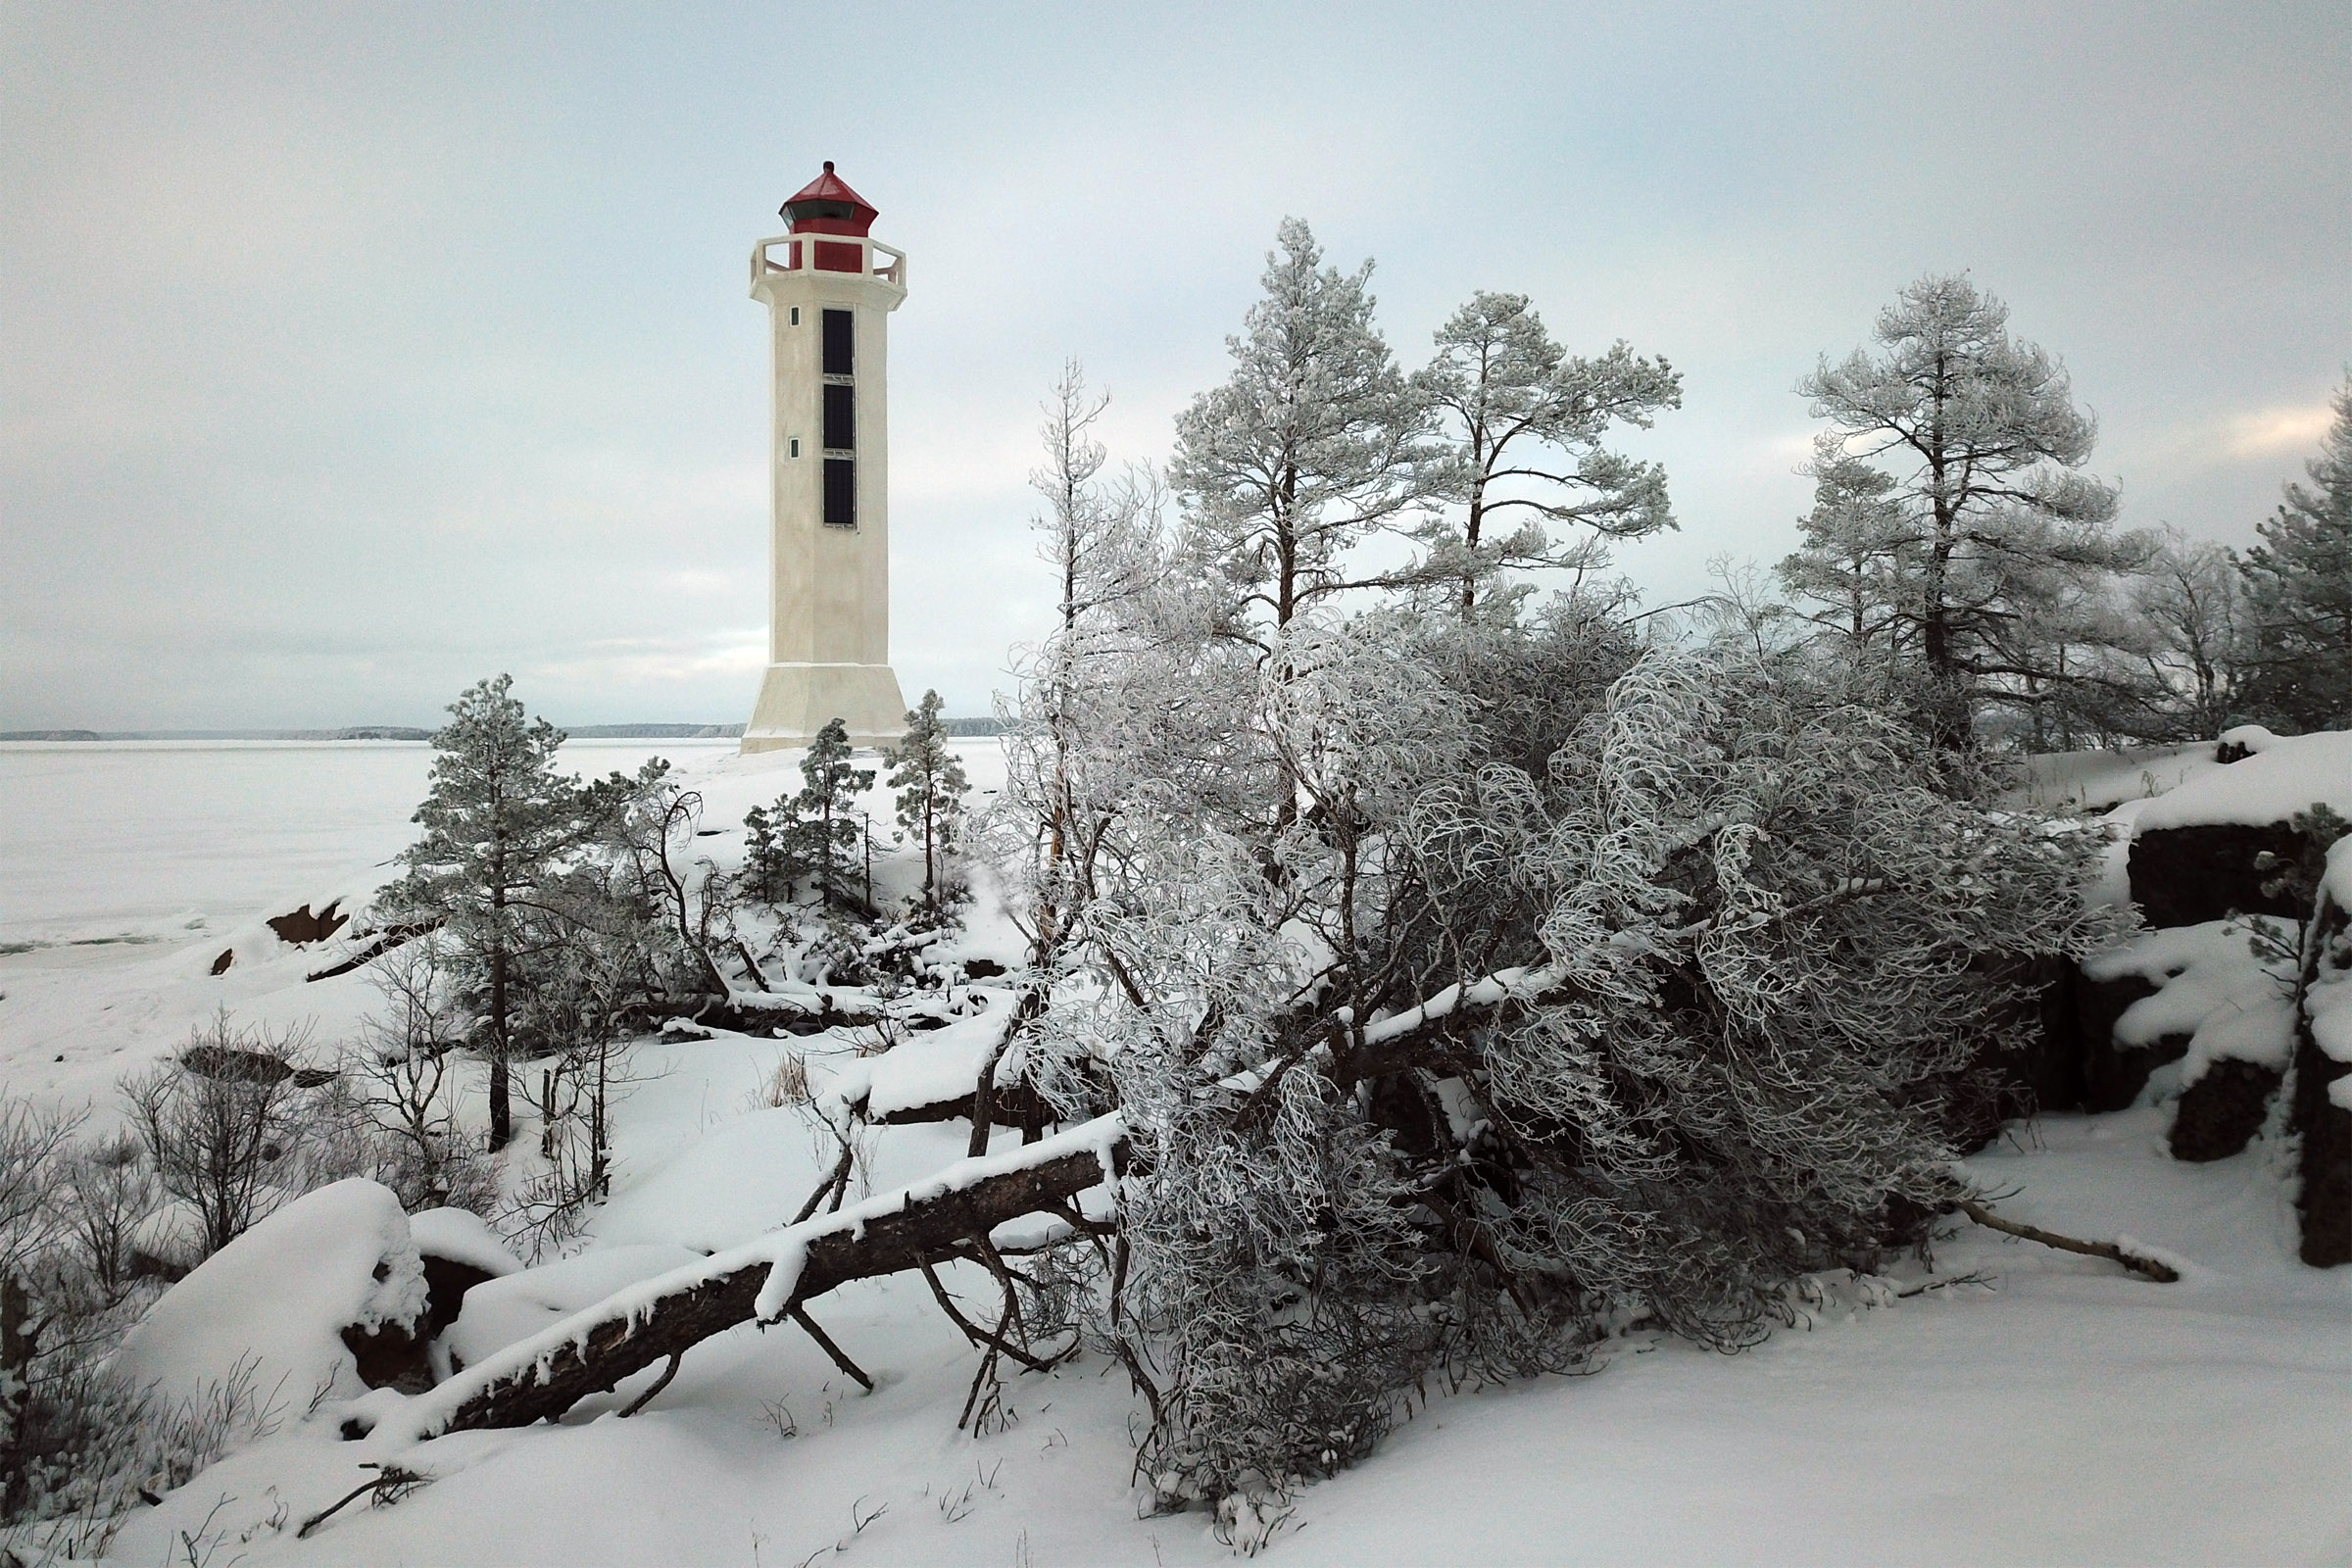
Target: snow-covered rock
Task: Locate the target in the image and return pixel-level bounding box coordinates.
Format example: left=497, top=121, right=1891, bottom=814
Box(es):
left=112, top=1178, right=427, bottom=1414
left=2133, top=727, right=2352, bottom=832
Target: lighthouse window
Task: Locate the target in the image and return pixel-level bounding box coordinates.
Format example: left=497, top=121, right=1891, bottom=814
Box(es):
left=789, top=307, right=800, bottom=325
left=823, top=458, right=857, bottom=527
left=822, top=309, right=854, bottom=376
left=822, top=383, right=856, bottom=452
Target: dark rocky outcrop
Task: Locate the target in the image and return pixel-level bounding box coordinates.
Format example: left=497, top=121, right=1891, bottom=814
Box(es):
left=2049, top=967, right=2172, bottom=1114
left=342, top=1316, right=434, bottom=1395
left=2168, top=1058, right=2283, bottom=1162
left=2291, top=900, right=2352, bottom=1268
left=417, top=1254, right=501, bottom=1339
left=2294, top=1040, right=2352, bottom=1267
left=2128, top=822, right=2307, bottom=928
left=269, top=900, right=350, bottom=947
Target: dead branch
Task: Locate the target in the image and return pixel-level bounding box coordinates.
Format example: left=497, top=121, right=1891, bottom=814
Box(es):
left=614, top=1351, right=681, bottom=1417
left=1955, top=1198, right=2180, bottom=1283
left=297, top=1464, right=432, bottom=1538
left=788, top=1304, right=873, bottom=1393
left=305, top=919, right=443, bottom=983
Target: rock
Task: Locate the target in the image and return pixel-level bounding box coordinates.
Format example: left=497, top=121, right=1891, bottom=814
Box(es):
left=179, top=1044, right=294, bottom=1084
left=2291, top=899, right=2352, bottom=1268
left=2128, top=822, right=2307, bottom=929
left=409, top=1207, right=520, bottom=1339
left=210, top=949, right=234, bottom=975
left=342, top=1315, right=434, bottom=1394
left=114, top=1179, right=427, bottom=1414
left=268, top=900, right=349, bottom=946
left=2073, top=971, right=2165, bottom=1111
left=2091, top=1032, right=2191, bottom=1115
left=2294, top=1043, right=2352, bottom=1267
left=2168, top=1058, right=2283, bottom=1162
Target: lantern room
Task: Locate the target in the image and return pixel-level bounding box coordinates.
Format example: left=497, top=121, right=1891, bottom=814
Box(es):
left=779, top=161, right=880, bottom=274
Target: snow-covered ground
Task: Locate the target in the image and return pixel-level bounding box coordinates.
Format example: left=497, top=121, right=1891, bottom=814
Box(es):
left=3, top=740, right=2348, bottom=1565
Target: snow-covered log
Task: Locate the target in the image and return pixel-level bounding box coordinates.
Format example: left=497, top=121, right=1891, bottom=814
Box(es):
left=387, top=1114, right=1129, bottom=1438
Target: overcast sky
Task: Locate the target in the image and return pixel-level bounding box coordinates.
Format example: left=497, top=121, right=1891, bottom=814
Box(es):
left=4, top=3, right=2346, bottom=729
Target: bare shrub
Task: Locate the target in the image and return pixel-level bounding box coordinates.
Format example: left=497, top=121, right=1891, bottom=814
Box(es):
left=61, top=1134, right=156, bottom=1304
left=122, top=1014, right=318, bottom=1258
left=327, top=942, right=494, bottom=1213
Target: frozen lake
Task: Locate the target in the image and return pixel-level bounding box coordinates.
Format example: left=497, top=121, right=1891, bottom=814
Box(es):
left=0, top=738, right=740, bottom=951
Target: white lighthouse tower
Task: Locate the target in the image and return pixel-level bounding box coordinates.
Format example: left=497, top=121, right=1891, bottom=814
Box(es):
left=741, top=163, right=909, bottom=753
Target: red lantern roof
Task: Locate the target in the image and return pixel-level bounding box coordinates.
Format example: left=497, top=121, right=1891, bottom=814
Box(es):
left=780, top=162, right=878, bottom=237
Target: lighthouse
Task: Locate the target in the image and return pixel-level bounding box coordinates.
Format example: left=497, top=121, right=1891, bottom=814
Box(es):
left=741, top=163, right=909, bottom=753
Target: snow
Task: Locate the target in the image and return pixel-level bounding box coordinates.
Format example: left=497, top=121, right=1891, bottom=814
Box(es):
left=2322, top=832, right=2352, bottom=912
left=409, top=1206, right=520, bottom=1276
left=2081, top=917, right=2301, bottom=1078
left=112, top=1178, right=426, bottom=1415
left=2131, top=727, right=2352, bottom=831
left=95, top=1107, right=2352, bottom=1568
left=14, top=737, right=2352, bottom=1566
left=2010, top=740, right=2227, bottom=813
left=834, top=987, right=1020, bottom=1118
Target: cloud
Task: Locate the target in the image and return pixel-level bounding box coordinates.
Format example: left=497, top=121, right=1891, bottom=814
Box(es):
left=2223, top=404, right=2337, bottom=460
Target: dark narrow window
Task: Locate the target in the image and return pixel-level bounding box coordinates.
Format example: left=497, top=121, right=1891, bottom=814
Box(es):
left=822, top=310, right=854, bottom=376
left=822, top=383, right=856, bottom=452
left=823, top=458, right=856, bottom=526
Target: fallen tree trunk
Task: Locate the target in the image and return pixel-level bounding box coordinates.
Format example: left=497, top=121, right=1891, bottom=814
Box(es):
left=394, top=1115, right=1129, bottom=1438
left=306, top=918, right=443, bottom=983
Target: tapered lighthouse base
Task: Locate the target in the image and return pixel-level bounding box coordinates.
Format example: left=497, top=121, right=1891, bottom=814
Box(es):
left=741, top=662, right=908, bottom=753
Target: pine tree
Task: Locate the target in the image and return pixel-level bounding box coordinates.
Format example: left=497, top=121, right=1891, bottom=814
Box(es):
left=2239, top=376, right=2352, bottom=732
left=1169, top=219, right=1430, bottom=637
left=1793, top=274, right=2138, bottom=749
left=389, top=674, right=587, bottom=1152
left=1412, top=291, right=1681, bottom=615
left=741, top=802, right=797, bottom=905
left=887, top=690, right=968, bottom=916
left=795, top=717, right=874, bottom=910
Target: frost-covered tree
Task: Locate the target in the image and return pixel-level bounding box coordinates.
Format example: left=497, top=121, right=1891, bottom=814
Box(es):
left=1793, top=275, right=2137, bottom=748
left=1169, top=220, right=1430, bottom=639
left=995, top=364, right=1161, bottom=970
left=1778, top=444, right=1916, bottom=671
left=2239, top=376, right=2352, bottom=731
left=389, top=675, right=592, bottom=1151
left=887, top=690, right=968, bottom=916
left=2130, top=527, right=2248, bottom=741
left=1024, top=613, right=2115, bottom=1499
left=1411, top=291, right=1680, bottom=614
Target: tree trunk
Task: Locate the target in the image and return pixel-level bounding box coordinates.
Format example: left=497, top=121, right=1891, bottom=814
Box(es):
left=417, top=1130, right=1125, bottom=1435
left=487, top=933, right=512, bottom=1152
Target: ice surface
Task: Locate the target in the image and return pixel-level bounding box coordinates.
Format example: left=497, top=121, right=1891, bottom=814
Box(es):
left=112, top=1178, right=426, bottom=1414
